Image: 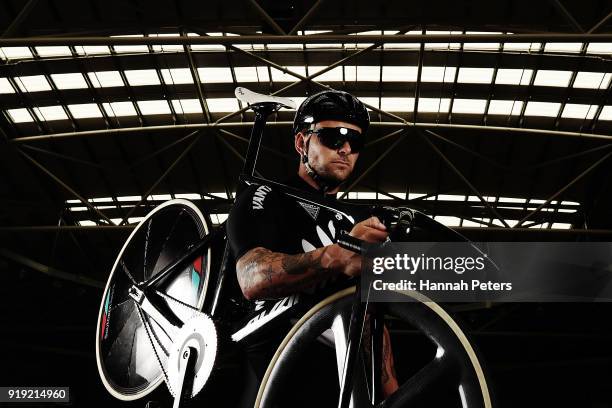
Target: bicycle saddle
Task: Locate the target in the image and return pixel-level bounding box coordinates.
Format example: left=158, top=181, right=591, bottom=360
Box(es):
left=235, top=87, right=297, bottom=110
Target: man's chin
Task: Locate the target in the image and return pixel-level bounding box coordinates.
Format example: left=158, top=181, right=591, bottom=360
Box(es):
left=321, top=172, right=349, bottom=186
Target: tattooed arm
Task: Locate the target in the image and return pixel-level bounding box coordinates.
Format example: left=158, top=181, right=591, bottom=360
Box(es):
left=235, top=216, right=389, bottom=300
left=236, top=245, right=344, bottom=300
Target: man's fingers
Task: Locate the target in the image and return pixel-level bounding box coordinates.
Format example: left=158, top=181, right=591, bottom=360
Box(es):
left=360, top=227, right=389, bottom=242
left=362, top=216, right=386, bottom=231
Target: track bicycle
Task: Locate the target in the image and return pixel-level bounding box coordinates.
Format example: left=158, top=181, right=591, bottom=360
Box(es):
left=95, top=88, right=493, bottom=408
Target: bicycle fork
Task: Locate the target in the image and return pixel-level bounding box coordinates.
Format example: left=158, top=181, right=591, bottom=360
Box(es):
left=338, top=283, right=384, bottom=408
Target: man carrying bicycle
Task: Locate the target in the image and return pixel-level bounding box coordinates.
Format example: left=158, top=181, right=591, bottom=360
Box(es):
left=227, top=90, right=398, bottom=403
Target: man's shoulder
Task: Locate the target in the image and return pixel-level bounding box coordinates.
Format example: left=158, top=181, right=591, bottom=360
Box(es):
left=232, top=183, right=284, bottom=213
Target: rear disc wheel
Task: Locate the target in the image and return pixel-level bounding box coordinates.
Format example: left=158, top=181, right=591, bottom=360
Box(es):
left=96, top=199, right=212, bottom=400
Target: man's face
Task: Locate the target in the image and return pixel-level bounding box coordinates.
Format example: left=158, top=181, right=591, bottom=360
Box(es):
left=299, top=120, right=361, bottom=185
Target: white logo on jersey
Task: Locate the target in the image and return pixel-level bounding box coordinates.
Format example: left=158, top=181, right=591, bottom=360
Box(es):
left=298, top=201, right=320, bottom=221
left=252, top=185, right=272, bottom=210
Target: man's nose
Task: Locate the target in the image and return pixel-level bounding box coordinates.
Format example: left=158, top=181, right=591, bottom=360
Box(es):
left=337, top=140, right=352, bottom=155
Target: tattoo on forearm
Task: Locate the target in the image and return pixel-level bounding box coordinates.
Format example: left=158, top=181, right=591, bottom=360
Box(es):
left=236, top=247, right=333, bottom=299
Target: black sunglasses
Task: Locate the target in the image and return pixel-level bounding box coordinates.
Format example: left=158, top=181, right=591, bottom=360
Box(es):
left=307, top=127, right=364, bottom=153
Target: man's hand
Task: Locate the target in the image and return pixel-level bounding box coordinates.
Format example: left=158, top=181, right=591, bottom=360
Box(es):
left=325, top=216, right=388, bottom=277
left=349, top=216, right=388, bottom=242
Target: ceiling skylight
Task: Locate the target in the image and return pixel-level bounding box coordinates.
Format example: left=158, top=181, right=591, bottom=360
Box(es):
left=573, top=72, right=612, bottom=89
left=452, top=99, right=488, bottom=114
left=267, top=43, right=303, bottom=50
left=88, top=71, right=124, bottom=88
left=74, top=46, right=111, bottom=55
left=502, top=42, right=541, bottom=52
left=381, top=97, right=415, bottom=112
left=433, top=216, right=461, bottom=227
left=357, top=66, right=381, bottom=81
left=424, top=30, right=462, bottom=50
left=524, top=101, right=561, bottom=117
left=418, top=98, right=451, bottom=113
left=561, top=104, right=597, bottom=120
left=124, top=69, right=161, bottom=86
left=234, top=66, right=270, bottom=83
left=197, top=67, right=233, bottom=83
left=458, top=67, right=494, bottom=84
left=344, top=66, right=357, bottom=82
left=172, top=99, right=203, bottom=114
left=359, top=97, right=380, bottom=109
left=206, top=98, right=239, bottom=112
left=586, top=43, right=612, bottom=54
left=309, top=66, right=343, bottom=81
left=543, top=43, right=583, bottom=53
left=0, top=78, right=14, bottom=94
left=50, top=73, right=88, bottom=89
left=103, top=102, right=137, bottom=117
left=382, top=66, right=418, bottom=82
left=488, top=100, right=524, bottom=115
left=598, top=106, right=612, bottom=121
left=6, top=108, right=33, bottom=123
left=34, top=106, right=68, bottom=121
left=421, top=67, right=457, bottom=83
left=15, top=75, right=51, bottom=92
left=495, top=69, right=533, bottom=85
left=137, top=100, right=171, bottom=115
left=35, top=46, right=72, bottom=57
left=68, top=103, right=103, bottom=119
left=161, top=68, right=193, bottom=85
left=0, top=47, right=33, bottom=59
left=533, top=70, right=573, bottom=87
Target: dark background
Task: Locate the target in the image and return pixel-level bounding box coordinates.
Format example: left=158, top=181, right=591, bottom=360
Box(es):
left=1, top=0, right=612, bottom=406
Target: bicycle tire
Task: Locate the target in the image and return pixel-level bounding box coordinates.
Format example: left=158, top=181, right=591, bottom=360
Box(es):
left=96, top=199, right=212, bottom=401
left=255, top=286, right=492, bottom=408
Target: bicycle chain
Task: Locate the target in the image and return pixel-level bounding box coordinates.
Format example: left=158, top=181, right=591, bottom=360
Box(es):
left=136, top=288, right=208, bottom=398
left=135, top=304, right=174, bottom=397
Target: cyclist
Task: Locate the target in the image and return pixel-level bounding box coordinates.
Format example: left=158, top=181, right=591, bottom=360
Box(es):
left=227, top=90, right=398, bottom=404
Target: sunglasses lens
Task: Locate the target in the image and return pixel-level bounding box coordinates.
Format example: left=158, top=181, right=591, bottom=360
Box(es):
left=315, top=128, right=363, bottom=152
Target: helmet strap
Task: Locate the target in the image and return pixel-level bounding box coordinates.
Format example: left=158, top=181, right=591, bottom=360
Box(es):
left=301, top=135, right=338, bottom=195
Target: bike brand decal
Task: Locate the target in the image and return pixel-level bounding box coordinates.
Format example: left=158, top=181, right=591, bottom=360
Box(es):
left=298, top=201, right=320, bottom=221
left=100, top=284, right=114, bottom=340
left=231, top=294, right=300, bottom=341
left=252, top=185, right=272, bottom=210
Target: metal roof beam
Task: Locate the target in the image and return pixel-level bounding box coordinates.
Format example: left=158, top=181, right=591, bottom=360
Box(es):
left=287, top=0, right=326, bottom=35
left=588, top=9, right=612, bottom=34
left=2, top=33, right=612, bottom=46
left=515, top=149, right=612, bottom=227
left=2, top=0, right=39, bottom=38
left=417, top=130, right=511, bottom=228
left=246, top=0, right=286, bottom=35
left=0, top=248, right=104, bottom=288
left=548, top=0, right=584, bottom=33
left=9, top=121, right=612, bottom=143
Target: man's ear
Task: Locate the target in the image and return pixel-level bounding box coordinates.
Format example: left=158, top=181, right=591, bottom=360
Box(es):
left=294, top=132, right=306, bottom=156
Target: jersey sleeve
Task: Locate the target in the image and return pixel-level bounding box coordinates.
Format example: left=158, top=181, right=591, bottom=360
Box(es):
left=226, top=184, right=282, bottom=261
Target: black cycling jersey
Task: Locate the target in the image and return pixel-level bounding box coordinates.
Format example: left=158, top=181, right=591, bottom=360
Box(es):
left=227, top=174, right=361, bottom=268
left=226, top=174, right=367, bottom=407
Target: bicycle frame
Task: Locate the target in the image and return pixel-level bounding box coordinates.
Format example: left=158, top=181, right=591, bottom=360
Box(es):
left=128, top=98, right=389, bottom=406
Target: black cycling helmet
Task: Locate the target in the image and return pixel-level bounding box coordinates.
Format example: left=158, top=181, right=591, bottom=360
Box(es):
left=292, top=90, right=370, bottom=136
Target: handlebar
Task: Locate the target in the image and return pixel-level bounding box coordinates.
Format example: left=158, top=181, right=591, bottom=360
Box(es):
left=336, top=206, right=416, bottom=255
